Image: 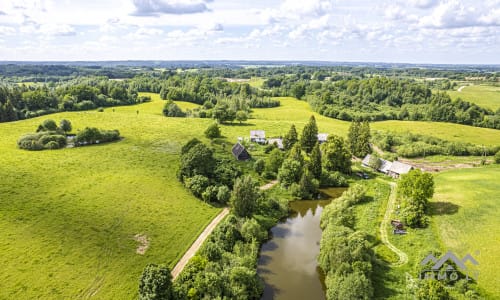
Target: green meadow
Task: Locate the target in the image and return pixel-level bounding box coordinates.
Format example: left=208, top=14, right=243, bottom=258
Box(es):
left=0, top=97, right=221, bottom=299
left=0, top=93, right=499, bottom=298
left=447, top=84, right=500, bottom=111
left=432, top=166, right=500, bottom=298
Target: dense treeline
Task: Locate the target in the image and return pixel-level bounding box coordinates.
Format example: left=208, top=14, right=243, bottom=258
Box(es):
left=372, top=131, right=500, bottom=158
left=305, top=77, right=500, bottom=129
left=318, top=184, right=375, bottom=300
left=0, top=77, right=144, bottom=122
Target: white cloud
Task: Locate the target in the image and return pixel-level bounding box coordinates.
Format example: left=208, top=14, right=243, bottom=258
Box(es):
left=385, top=5, right=406, bottom=20
left=0, top=26, right=16, bottom=35
left=410, top=0, right=440, bottom=9
left=131, top=0, right=212, bottom=16
left=418, top=0, right=500, bottom=28
left=39, top=23, right=77, bottom=36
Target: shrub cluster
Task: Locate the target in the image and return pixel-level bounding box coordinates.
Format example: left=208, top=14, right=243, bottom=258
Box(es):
left=74, top=127, right=120, bottom=146
left=17, top=119, right=71, bottom=150
left=318, top=184, right=375, bottom=300
left=372, top=130, right=499, bottom=158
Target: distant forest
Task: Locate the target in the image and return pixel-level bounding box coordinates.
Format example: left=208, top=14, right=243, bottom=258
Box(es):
left=0, top=64, right=498, bottom=129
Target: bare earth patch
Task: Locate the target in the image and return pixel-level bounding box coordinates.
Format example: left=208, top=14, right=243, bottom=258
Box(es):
left=134, top=234, right=150, bottom=255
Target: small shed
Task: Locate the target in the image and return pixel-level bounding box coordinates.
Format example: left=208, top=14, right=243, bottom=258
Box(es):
left=317, top=133, right=329, bottom=144
left=267, top=138, right=284, bottom=150
left=387, top=161, right=413, bottom=178
left=250, top=130, right=266, bottom=144
left=232, top=142, right=251, bottom=161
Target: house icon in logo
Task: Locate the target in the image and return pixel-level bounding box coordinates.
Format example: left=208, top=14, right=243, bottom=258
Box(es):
left=420, top=251, right=479, bottom=281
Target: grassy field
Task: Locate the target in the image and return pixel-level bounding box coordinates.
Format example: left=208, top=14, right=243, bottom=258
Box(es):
left=0, top=96, right=220, bottom=299
left=432, top=166, right=500, bottom=298
left=447, top=85, right=500, bottom=111
left=1, top=92, right=498, bottom=299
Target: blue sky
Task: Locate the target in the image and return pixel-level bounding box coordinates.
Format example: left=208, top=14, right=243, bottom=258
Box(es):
left=0, top=0, right=498, bottom=63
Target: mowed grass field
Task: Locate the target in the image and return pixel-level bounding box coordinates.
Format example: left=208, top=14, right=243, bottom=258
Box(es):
left=432, top=166, right=500, bottom=298
left=0, top=97, right=221, bottom=299
left=447, top=84, right=500, bottom=111
left=1, top=92, right=499, bottom=299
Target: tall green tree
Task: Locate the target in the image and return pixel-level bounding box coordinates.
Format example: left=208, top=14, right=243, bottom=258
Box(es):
left=322, top=135, right=352, bottom=174
left=300, top=116, right=318, bottom=153
left=309, top=142, right=322, bottom=180
left=397, top=169, right=434, bottom=228
left=138, top=264, right=174, bottom=300
left=288, top=143, right=304, bottom=167
left=283, top=124, right=298, bottom=151
left=231, top=175, right=259, bottom=218
left=347, top=121, right=360, bottom=156
left=59, top=119, right=72, bottom=133
left=348, top=121, right=371, bottom=158
left=4, top=100, right=17, bottom=121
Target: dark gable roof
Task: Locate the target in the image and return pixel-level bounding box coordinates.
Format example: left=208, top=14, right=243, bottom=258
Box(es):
left=232, top=142, right=249, bottom=159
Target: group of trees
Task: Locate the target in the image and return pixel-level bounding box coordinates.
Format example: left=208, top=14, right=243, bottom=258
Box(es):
left=74, top=127, right=121, bottom=146
left=397, top=169, right=434, bottom=228
left=318, top=185, right=375, bottom=300
left=0, top=77, right=143, bottom=123
left=140, top=172, right=288, bottom=299
left=371, top=131, right=500, bottom=158
left=177, top=139, right=240, bottom=205
left=306, top=77, right=500, bottom=129
left=17, top=119, right=71, bottom=150
left=253, top=116, right=349, bottom=200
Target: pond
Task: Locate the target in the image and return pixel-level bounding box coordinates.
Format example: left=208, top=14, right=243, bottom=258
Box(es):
left=257, top=188, right=346, bottom=300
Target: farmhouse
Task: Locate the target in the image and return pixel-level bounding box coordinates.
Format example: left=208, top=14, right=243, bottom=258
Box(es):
left=361, top=154, right=392, bottom=174
left=387, top=161, right=413, bottom=178
left=362, top=154, right=413, bottom=178
left=317, top=133, right=329, bottom=143
left=232, top=142, right=251, bottom=160
left=267, top=138, right=284, bottom=150
left=250, top=130, right=266, bottom=144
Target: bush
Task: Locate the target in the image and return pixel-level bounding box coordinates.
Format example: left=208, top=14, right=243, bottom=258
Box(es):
left=163, top=100, right=185, bottom=117
left=75, top=127, right=120, bottom=145
left=320, top=170, right=348, bottom=187
left=240, top=218, right=267, bottom=242
left=253, top=159, right=265, bottom=175
left=97, top=107, right=104, bottom=112
left=495, top=150, right=500, bottom=164
left=185, top=175, right=209, bottom=197
left=17, top=131, right=66, bottom=151
left=216, top=185, right=231, bottom=204
left=204, top=123, right=221, bottom=139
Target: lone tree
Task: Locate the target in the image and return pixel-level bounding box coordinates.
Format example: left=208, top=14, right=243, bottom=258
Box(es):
left=301, top=116, right=318, bottom=153
left=368, top=153, right=382, bottom=170
left=59, top=119, right=72, bottom=133
left=231, top=175, right=259, bottom=218
left=138, top=264, right=174, bottom=300
left=235, top=110, right=248, bottom=124
left=347, top=121, right=371, bottom=158
left=397, top=169, right=434, bottom=228
left=204, top=123, right=221, bottom=139
left=283, top=124, right=298, bottom=151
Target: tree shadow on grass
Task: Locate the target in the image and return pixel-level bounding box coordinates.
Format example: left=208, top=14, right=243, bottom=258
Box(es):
left=428, top=201, right=460, bottom=216
left=224, top=122, right=256, bottom=127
